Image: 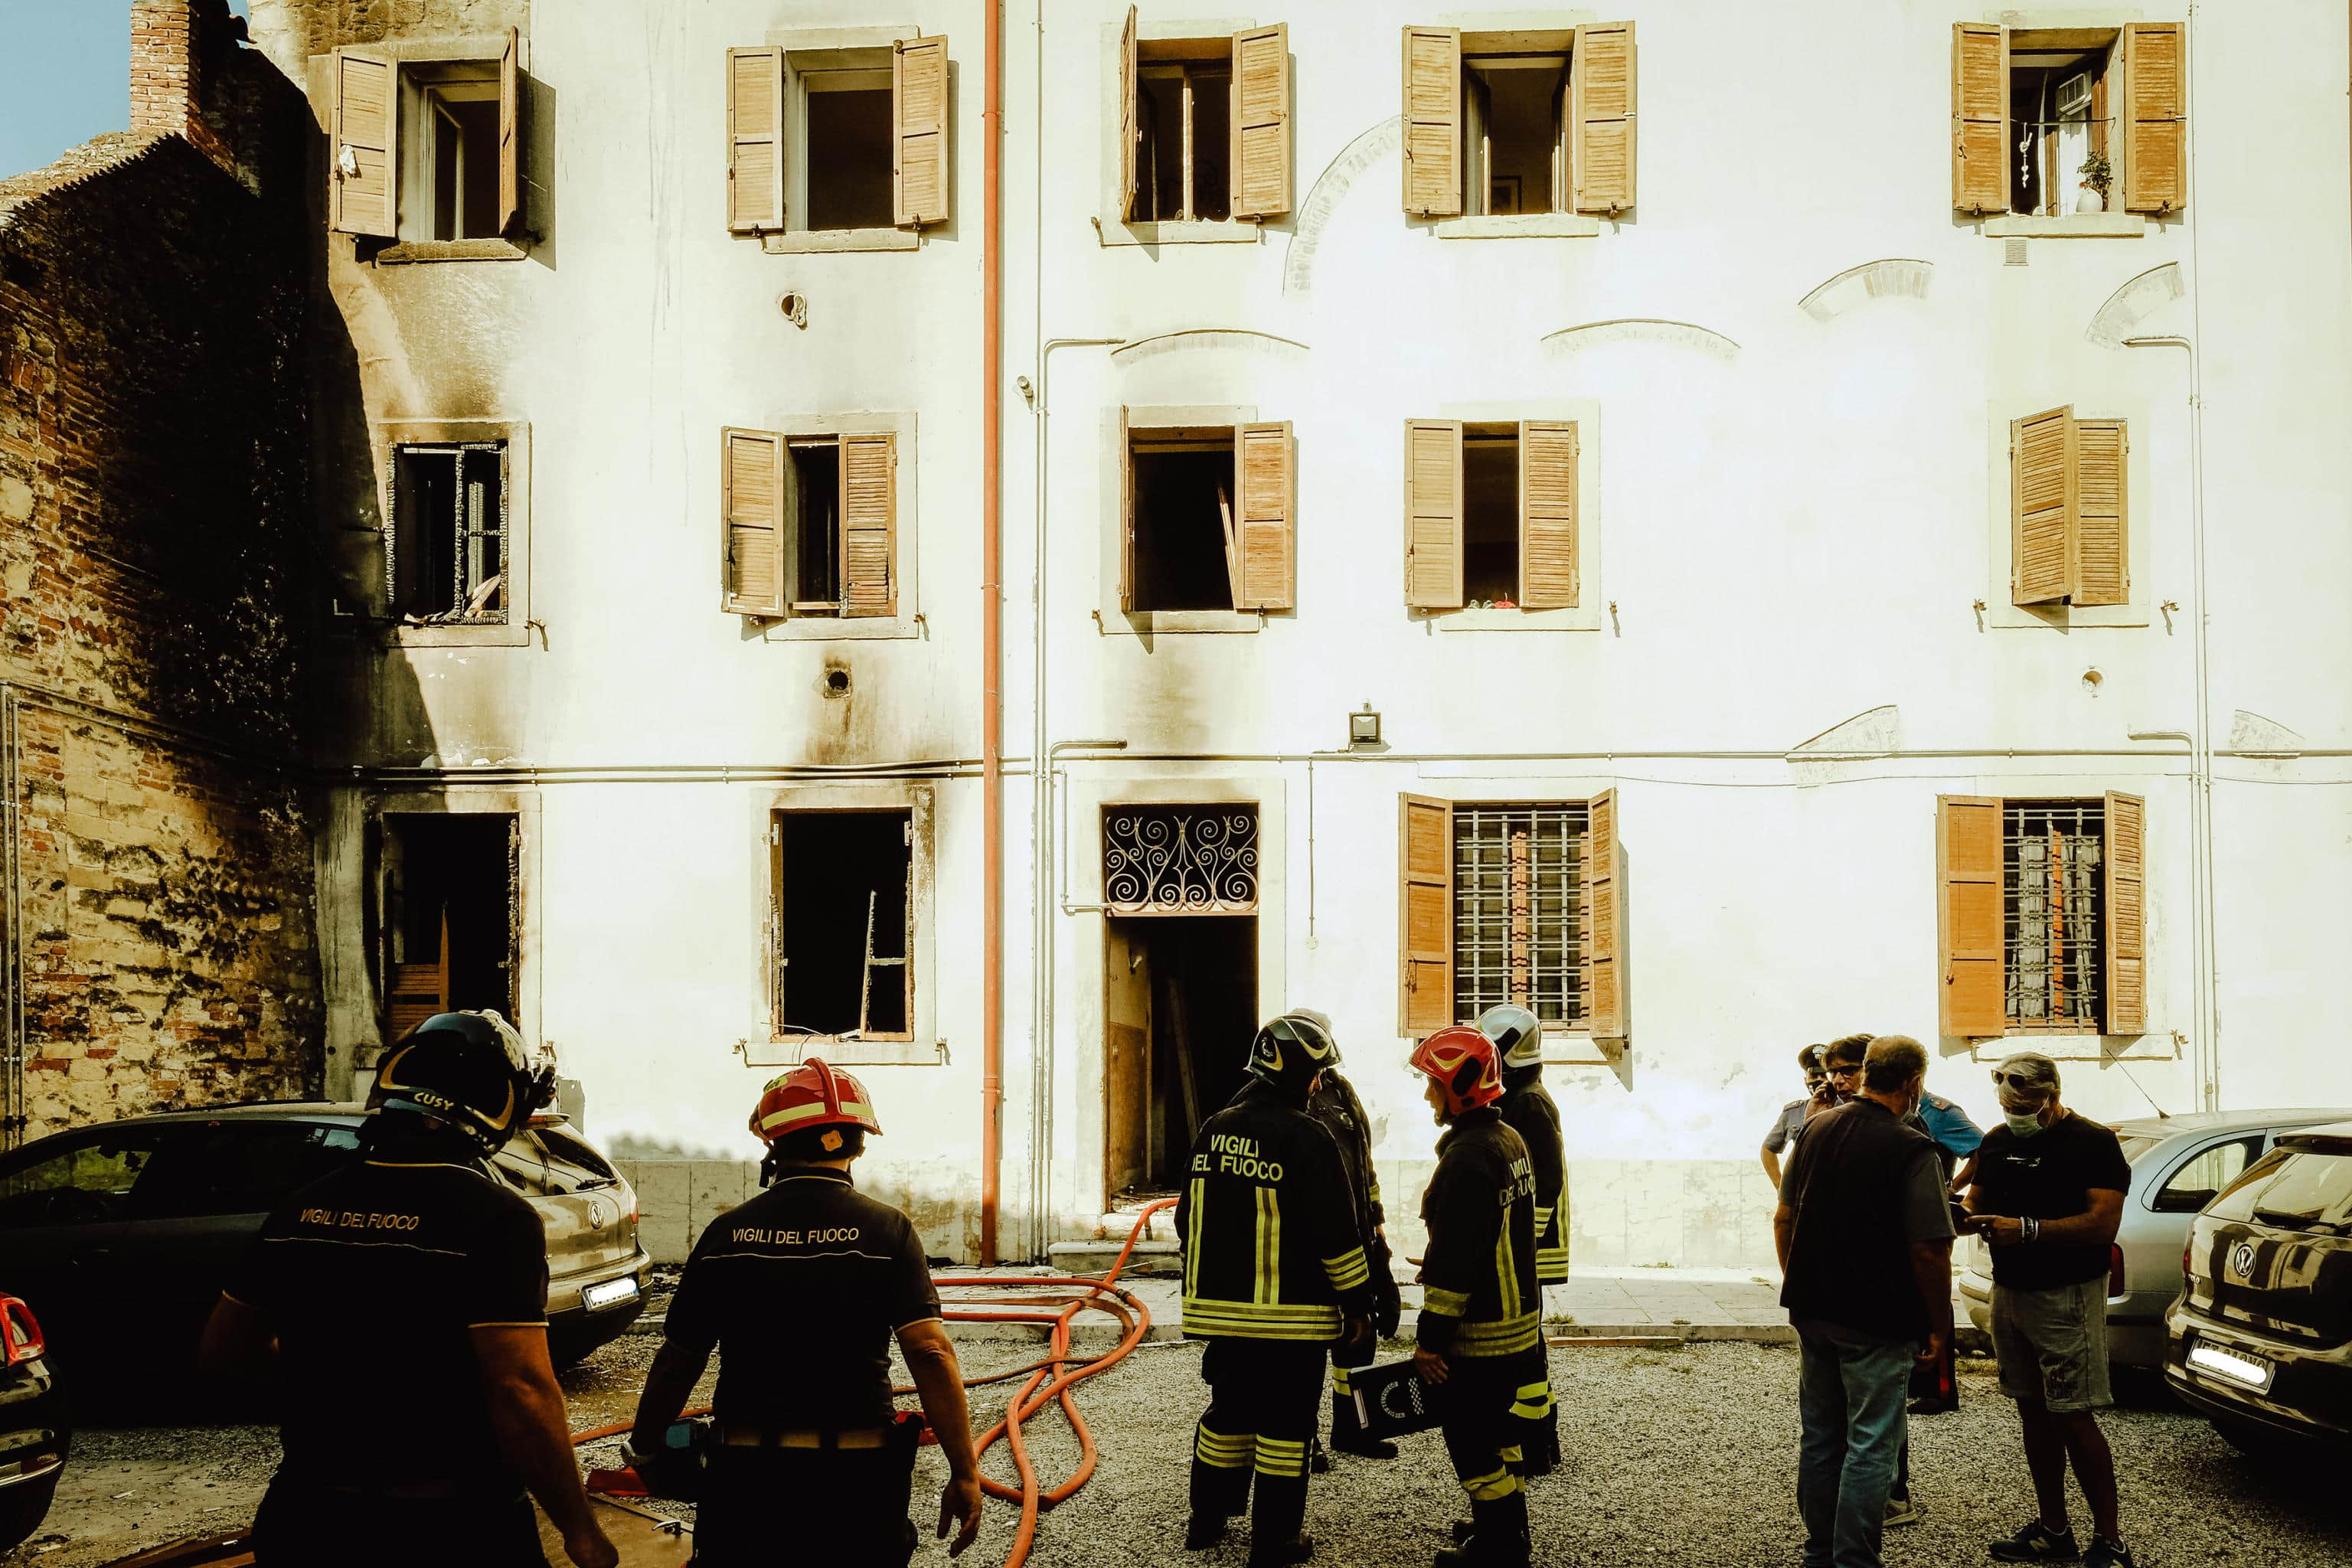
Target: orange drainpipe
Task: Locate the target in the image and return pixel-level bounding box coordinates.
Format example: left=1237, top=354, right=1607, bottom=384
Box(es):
left=979, top=0, right=1006, bottom=1264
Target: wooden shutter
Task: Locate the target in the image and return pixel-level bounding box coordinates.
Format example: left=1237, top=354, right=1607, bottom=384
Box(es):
left=1518, top=420, right=1578, bottom=609
left=1230, top=24, right=1292, bottom=220
left=1117, top=407, right=1136, bottom=612
left=1403, top=420, right=1463, bottom=609
left=1401, top=26, right=1462, bottom=217
left=331, top=47, right=397, bottom=237
left=2121, top=21, right=2185, bottom=214
left=893, top=34, right=949, bottom=227
left=1583, top=789, right=1622, bottom=1038
left=1570, top=22, right=1636, bottom=214
left=1400, top=795, right=1455, bottom=1035
left=1118, top=5, right=1140, bottom=222
left=2073, top=417, right=2128, bottom=606
left=1233, top=422, right=1294, bottom=611
left=498, top=28, right=523, bottom=237
left=2011, top=406, right=2076, bottom=606
left=1951, top=22, right=2008, bottom=214
left=841, top=433, right=896, bottom=617
left=2103, top=791, right=2147, bottom=1035
left=727, top=47, right=786, bottom=234
left=720, top=427, right=786, bottom=617
left=1937, top=795, right=2007, bottom=1039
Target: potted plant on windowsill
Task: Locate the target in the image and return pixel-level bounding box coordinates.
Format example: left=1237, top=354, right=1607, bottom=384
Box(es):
left=2076, top=152, right=2114, bottom=214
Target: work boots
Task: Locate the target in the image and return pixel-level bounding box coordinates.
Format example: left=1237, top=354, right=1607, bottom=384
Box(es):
left=1433, top=1494, right=1532, bottom=1568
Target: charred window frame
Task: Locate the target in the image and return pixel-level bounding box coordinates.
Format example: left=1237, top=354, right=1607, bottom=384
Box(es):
left=390, top=442, right=508, bottom=624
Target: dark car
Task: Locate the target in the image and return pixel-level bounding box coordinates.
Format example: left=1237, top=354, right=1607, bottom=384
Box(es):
left=0, top=1102, right=652, bottom=1395
left=0, top=1292, right=67, bottom=1553
left=2164, top=1119, right=2352, bottom=1454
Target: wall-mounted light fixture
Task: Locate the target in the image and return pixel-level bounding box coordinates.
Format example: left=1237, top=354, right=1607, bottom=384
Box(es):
left=1348, top=703, right=1382, bottom=748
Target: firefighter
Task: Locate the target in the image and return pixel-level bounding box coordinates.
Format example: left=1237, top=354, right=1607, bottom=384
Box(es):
left=1410, top=1025, right=1544, bottom=1568
left=1179, top=1014, right=1377, bottom=1567
left=626, top=1060, right=984, bottom=1568
left=198, top=1012, right=618, bottom=1568
left=1295, top=1011, right=1403, bottom=1467
left=1475, top=1004, right=1566, bottom=1477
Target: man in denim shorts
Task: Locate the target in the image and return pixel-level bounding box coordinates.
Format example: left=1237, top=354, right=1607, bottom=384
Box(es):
left=1963, top=1054, right=2134, bottom=1568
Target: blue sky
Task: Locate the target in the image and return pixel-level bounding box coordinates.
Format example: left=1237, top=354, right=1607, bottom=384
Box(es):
left=1, top=0, right=249, bottom=178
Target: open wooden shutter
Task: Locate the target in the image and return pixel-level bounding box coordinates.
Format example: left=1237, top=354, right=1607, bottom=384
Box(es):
left=331, top=48, right=397, bottom=237
left=1951, top=22, right=2008, bottom=214
left=1230, top=24, right=1292, bottom=220
left=1401, top=26, right=1462, bottom=217
left=727, top=47, right=786, bottom=234
left=2120, top=21, right=2185, bottom=214
left=1118, top=5, right=1140, bottom=222
left=498, top=28, right=523, bottom=236
left=1570, top=22, right=1636, bottom=214
left=1231, top=422, right=1295, bottom=611
left=893, top=34, right=949, bottom=227
left=1519, top=420, right=1578, bottom=609
left=2103, top=791, right=2147, bottom=1035
left=720, top=427, right=786, bottom=617
left=1403, top=420, right=1463, bottom=609
left=1117, top=406, right=1136, bottom=612
left=1583, top=789, right=1622, bottom=1037
left=841, top=433, right=896, bottom=617
left=2011, top=406, right=2076, bottom=606
left=2073, top=417, right=2128, bottom=606
left=1938, top=795, right=2007, bottom=1039
left=1400, top=795, right=1454, bottom=1034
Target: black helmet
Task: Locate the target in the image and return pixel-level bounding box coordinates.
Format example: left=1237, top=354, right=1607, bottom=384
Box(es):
left=368, top=1010, right=554, bottom=1155
left=1246, top=1009, right=1342, bottom=1100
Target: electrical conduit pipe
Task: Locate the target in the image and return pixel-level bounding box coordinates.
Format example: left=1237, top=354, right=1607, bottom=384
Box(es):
left=980, top=0, right=1006, bottom=1263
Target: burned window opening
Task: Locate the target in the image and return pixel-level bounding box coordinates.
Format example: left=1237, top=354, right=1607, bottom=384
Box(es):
left=1104, top=914, right=1256, bottom=1202
left=378, top=813, right=519, bottom=1040
left=1129, top=430, right=1237, bottom=612
left=390, top=442, right=507, bottom=623
left=773, top=811, right=913, bottom=1040
left=803, top=71, right=894, bottom=230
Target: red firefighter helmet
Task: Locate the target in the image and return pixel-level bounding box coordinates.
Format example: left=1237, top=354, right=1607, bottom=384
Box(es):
left=749, top=1058, right=884, bottom=1143
left=1410, top=1026, right=1505, bottom=1117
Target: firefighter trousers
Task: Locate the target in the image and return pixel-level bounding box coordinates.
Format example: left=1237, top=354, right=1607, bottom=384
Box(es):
left=250, top=1476, right=547, bottom=1568
left=1191, top=1338, right=1328, bottom=1547
left=1439, top=1351, right=1545, bottom=1564
left=694, top=1444, right=919, bottom=1568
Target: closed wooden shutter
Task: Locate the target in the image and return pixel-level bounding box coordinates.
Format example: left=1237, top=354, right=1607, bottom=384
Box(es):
left=1519, top=420, right=1578, bottom=609
left=720, top=427, right=786, bottom=617
left=1233, top=421, right=1294, bottom=611
left=2011, top=406, right=2076, bottom=606
left=331, top=48, right=397, bottom=237
left=1937, top=795, right=2007, bottom=1039
left=1230, top=24, right=1292, bottom=220
left=1570, top=22, right=1636, bottom=214
left=2073, top=417, right=2128, bottom=606
left=1583, top=789, right=1622, bottom=1038
left=1117, top=406, right=1136, bottom=612
left=2121, top=21, right=2185, bottom=214
left=1401, top=26, right=1462, bottom=217
left=727, top=47, right=786, bottom=234
left=498, top=28, right=523, bottom=237
left=1400, top=795, right=1454, bottom=1034
left=893, top=34, right=950, bottom=227
left=1119, top=5, right=1140, bottom=222
left=841, top=433, right=896, bottom=617
left=2103, top=791, right=2147, bottom=1035
left=1951, top=22, right=2007, bottom=214
left=1403, top=420, right=1463, bottom=609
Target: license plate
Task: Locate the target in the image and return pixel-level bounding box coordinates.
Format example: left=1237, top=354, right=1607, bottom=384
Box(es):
left=2187, top=1340, right=2272, bottom=1391
left=582, top=1277, right=640, bottom=1312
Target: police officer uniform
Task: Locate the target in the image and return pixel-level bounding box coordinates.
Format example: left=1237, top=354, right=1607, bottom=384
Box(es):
left=1179, top=1015, right=1374, bottom=1567
left=1478, top=1005, right=1566, bottom=1475
left=1305, top=1047, right=1402, bottom=1462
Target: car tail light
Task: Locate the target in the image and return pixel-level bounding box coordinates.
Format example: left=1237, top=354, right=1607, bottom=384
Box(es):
left=0, top=1296, right=44, bottom=1367
left=2109, top=1243, right=2126, bottom=1298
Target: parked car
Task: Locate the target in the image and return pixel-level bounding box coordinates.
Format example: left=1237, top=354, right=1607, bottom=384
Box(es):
left=0, top=1292, right=67, bottom=1553
left=1959, top=1108, right=2352, bottom=1367
left=2164, top=1120, right=2352, bottom=1454
left=0, top=1102, right=651, bottom=1394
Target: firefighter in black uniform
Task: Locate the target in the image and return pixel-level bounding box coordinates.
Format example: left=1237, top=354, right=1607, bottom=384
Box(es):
left=198, top=1011, right=619, bottom=1568
left=1410, top=1026, right=1544, bottom=1568
left=1476, top=1004, right=1566, bottom=1477
left=626, top=1059, right=984, bottom=1567
left=1179, top=1014, right=1375, bottom=1567
left=1296, top=1012, right=1403, bottom=1467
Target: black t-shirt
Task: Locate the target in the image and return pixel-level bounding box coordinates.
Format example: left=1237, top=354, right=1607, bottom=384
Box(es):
left=224, top=1126, right=549, bottom=1493
left=1971, top=1113, right=2133, bottom=1290
left=663, top=1168, right=941, bottom=1430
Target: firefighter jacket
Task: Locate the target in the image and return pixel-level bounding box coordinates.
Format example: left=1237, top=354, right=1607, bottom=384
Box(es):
left=1307, top=1068, right=1384, bottom=1240
left=1498, top=1068, right=1569, bottom=1284
left=1178, top=1080, right=1375, bottom=1343
left=1416, top=1107, right=1540, bottom=1359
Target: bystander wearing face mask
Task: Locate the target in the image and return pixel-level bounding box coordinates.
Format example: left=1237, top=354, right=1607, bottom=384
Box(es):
left=2002, top=1109, right=2047, bottom=1138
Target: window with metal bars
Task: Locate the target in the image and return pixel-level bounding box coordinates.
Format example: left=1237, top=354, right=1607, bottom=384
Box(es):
left=2004, top=800, right=2105, bottom=1031
left=390, top=442, right=508, bottom=622
left=1452, top=802, right=1586, bottom=1027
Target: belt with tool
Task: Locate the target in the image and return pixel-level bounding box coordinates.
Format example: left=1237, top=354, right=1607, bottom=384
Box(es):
left=712, top=1423, right=892, bottom=1449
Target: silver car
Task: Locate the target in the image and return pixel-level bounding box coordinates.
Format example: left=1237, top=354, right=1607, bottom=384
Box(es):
left=1959, top=1108, right=2352, bottom=1367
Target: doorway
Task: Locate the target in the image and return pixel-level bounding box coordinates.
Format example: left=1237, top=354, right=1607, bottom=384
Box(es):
left=1102, top=915, right=1256, bottom=1206
left=377, top=812, right=518, bottom=1037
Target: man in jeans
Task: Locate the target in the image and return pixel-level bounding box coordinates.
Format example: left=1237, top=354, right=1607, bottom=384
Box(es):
left=1775, top=1035, right=1955, bottom=1568
left=1964, top=1053, right=2134, bottom=1568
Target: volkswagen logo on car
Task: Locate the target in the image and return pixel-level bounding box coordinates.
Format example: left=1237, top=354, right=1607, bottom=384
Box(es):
left=2230, top=1241, right=2258, bottom=1279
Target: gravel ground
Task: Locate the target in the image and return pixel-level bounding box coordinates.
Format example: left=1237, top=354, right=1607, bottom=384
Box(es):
left=10, top=1339, right=2347, bottom=1567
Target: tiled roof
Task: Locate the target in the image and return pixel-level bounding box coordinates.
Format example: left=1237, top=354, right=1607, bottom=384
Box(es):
left=0, top=129, right=179, bottom=227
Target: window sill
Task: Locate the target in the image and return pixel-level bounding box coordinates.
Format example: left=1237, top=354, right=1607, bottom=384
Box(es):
left=1984, top=600, right=2151, bottom=631
left=770, top=1035, right=945, bottom=1067
left=1965, top=1033, right=2169, bottom=1062
left=761, top=228, right=922, bottom=254
left=385, top=619, right=532, bottom=649
left=1980, top=214, right=2149, bottom=239
left=760, top=612, right=920, bottom=642
left=1433, top=214, right=1601, bottom=240
left=1099, top=609, right=1263, bottom=634
left=1096, top=218, right=1263, bottom=247
left=375, top=238, right=530, bottom=264
left=1426, top=606, right=1599, bottom=632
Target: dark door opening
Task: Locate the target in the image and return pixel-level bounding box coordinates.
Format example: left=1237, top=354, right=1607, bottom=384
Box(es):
left=379, top=813, right=517, bottom=1037
left=1103, top=915, right=1256, bottom=1204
